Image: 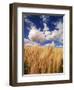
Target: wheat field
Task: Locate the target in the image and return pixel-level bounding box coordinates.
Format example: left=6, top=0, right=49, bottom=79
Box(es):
left=24, top=46, right=63, bottom=74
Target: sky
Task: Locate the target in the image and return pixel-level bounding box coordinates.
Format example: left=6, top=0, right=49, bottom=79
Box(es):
left=23, top=14, right=63, bottom=47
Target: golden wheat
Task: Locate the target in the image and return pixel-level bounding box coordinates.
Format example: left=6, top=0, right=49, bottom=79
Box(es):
left=24, top=46, right=63, bottom=74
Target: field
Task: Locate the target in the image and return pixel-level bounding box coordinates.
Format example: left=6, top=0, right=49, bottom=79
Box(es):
left=24, top=46, right=63, bottom=74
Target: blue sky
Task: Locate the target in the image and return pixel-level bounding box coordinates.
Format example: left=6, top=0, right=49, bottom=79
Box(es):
left=23, top=14, right=63, bottom=47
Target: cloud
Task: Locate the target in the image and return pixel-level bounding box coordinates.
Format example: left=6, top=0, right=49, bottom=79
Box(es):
left=24, top=18, right=35, bottom=29
left=24, top=16, right=63, bottom=47
left=44, top=41, right=55, bottom=47
left=44, top=31, right=52, bottom=36
left=42, top=20, right=63, bottom=43
left=40, top=15, right=50, bottom=23
left=55, top=21, right=63, bottom=43
left=24, top=17, right=46, bottom=43
left=45, top=30, right=58, bottom=40
left=24, top=38, right=40, bottom=46
left=49, top=41, right=55, bottom=47
left=25, top=18, right=32, bottom=25
left=56, top=21, right=63, bottom=30
left=56, top=44, right=63, bottom=48
left=24, top=38, right=56, bottom=47
left=45, top=21, right=63, bottom=42
left=43, top=23, right=49, bottom=32
left=28, top=26, right=46, bottom=43
left=28, top=20, right=63, bottom=46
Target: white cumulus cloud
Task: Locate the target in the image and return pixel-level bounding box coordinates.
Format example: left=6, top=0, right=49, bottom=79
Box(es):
left=28, top=26, right=46, bottom=43
left=45, top=21, right=63, bottom=42
left=28, top=20, right=63, bottom=45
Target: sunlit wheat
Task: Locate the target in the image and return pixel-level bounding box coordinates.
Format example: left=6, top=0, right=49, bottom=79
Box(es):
left=24, top=46, right=63, bottom=74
